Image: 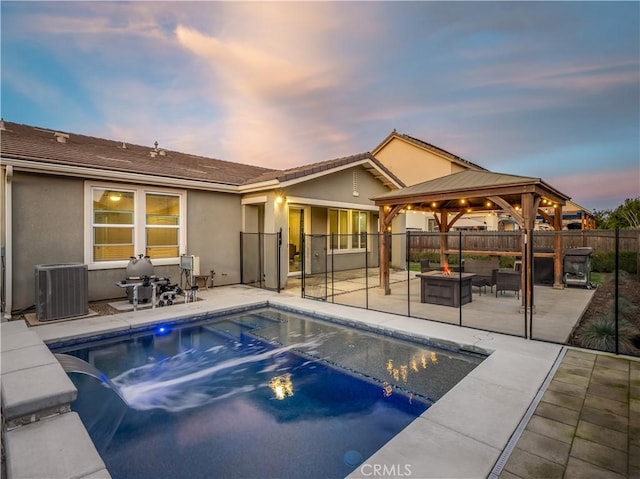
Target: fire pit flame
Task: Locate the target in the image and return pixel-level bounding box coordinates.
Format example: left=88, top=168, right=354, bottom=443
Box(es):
left=442, top=262, right=452, bottom=276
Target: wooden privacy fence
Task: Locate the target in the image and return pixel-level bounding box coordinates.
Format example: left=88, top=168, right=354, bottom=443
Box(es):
left=406, top=229, right=639, bottom=255
left=533, top=230, right=638, bottom=252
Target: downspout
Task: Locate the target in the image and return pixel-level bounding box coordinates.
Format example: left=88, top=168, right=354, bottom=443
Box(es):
left=3, top=165, right=13, bottom=320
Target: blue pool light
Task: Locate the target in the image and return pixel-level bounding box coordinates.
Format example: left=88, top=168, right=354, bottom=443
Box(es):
left=155, top=325, right=171, bottom=336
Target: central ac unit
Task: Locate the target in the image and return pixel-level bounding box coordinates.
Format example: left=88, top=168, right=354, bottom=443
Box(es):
left=35, top=263, right=89, bottom=321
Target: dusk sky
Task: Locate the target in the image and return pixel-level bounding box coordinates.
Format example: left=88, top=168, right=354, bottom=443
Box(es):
left=2, top=1, right=638, bottom=211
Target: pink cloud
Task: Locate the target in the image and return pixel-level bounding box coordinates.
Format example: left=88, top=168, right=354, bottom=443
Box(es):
left=548, top=168, right=640, bottom=209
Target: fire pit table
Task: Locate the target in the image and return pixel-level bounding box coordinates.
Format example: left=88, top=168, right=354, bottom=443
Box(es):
left=416, top=271, right=477, bottom=307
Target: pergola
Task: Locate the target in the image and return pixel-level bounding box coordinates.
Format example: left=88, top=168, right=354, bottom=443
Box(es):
left=372, top=170, right=571, bottom=311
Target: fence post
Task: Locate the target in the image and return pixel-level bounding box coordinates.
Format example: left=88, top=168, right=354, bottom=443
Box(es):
left=328, top=233, right=332, bottom=303
left=407, top=231, right=411, bottom=318
left=459, top=230, right=462, bottom=327
left=301, top=233, right=306, bottom=298
left=239, top=232, right=244, bottom=285
left=277, top=228, right=282, bottom=293
left=259, top=232, right=263, bottom=289
left=529, top=228, right=535, bottom=339
left=365, top=231, right=369, bottom=310
left=615, top=227, right=619, bottom=355
left=523, top=229, right=529, bottom=339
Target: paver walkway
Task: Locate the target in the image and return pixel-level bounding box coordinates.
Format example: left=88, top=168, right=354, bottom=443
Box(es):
left=500, top=348, right=640, bottom=478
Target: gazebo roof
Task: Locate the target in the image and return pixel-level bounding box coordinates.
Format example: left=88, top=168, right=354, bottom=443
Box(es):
left=371, top=170, right=570, bottom=207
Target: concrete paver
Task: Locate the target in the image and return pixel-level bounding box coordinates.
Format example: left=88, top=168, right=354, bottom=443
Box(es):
left=515, top=430, right=571, bottom=465
left=499, top=349, right=639, bottom=479
left=502, top=448, right=565, bottom=479
left=533, top=401, right=581, bottom=428
left=525, top=415, right=575, bottom=444
left=576, top=420, right=627, bottom=452
left=5, top=412, right=109, bottom=479
left=1, top=362, right=76, bottom=420
left=564, top=457, right=626, bottom=479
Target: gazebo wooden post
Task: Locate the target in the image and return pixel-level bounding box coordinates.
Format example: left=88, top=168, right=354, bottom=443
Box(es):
left=439, top=210, right=449, bottom=266
left=521, top=193, right=535, bottom=313
left=379, top=206, right=391, bottom=295
left=553, top=205, right=564, bottom=288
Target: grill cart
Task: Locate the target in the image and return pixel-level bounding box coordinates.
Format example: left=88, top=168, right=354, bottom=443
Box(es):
left=563, top=247, right=594, bottom=289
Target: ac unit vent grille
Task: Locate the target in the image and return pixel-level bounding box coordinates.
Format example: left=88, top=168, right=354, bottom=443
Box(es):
left=35, top=264, right=88, bottom=321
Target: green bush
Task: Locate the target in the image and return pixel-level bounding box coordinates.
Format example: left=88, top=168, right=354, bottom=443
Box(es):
left=577, top=316, right=635, bottom=353
left=591, top=250, right=638, bottom=274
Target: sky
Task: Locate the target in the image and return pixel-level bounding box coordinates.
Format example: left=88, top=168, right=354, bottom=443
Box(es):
left=1, top=1, right=639, bottom=212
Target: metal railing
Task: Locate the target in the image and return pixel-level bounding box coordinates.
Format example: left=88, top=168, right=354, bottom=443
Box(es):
left=298, top=229, right=639, bottom=357
left=240, top=230, right=282, bottom=292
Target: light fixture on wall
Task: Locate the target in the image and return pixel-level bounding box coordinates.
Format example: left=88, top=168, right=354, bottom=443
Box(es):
left=109, top=192, right=122, bottom=202
left=275, top=192, right=286, bottom=204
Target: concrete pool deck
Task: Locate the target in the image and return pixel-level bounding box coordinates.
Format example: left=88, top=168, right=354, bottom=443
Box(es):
left=1, top=284, right=637, bottom=478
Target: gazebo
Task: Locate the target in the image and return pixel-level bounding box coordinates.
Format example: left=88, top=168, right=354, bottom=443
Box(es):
left=372, top=170, right=571, bottom=311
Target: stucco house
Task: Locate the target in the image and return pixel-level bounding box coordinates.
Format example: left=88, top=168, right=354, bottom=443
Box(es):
left=0, top=121, right=403, bottom=318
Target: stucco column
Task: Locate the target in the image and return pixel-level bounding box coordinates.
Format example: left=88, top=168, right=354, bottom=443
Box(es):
left=264, top=192, right=288, bottom=290
left=390, top=213, right=406, bottom=269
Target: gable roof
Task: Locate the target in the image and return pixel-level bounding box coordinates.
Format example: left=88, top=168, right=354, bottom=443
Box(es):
left=372, top=130, right=487, bottom=172
left=0, top=121, right=275, bottom=187
left=243, top=152, right=405, bottom=190
left=372, top=169, right=570, bottom=204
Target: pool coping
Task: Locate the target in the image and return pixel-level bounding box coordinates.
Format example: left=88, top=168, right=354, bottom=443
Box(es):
left=2, top=286, right=563, bottom=478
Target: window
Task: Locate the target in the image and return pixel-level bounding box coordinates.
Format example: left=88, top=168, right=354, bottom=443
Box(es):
left=92, top=189, right=135, bottom=261
left=87, top=183, right=185, bottom=267
left=352, top=211, right=367, bottom=249
left=329, top=209, right=368, bottom=250
left=146, top=193, right=180, bottom=258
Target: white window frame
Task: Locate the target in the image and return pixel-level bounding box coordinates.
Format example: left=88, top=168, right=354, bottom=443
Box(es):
left=84, top=181, right=187, bottom=270
left=328, top=208, right=369, bottom=253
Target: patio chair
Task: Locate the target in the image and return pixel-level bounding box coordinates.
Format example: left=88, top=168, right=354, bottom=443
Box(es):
left=495, top=270, right=521, bottom=298
left=464, top=258, right=499, bottom=295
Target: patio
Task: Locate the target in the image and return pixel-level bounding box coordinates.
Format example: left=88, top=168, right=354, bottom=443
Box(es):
left=286, top=267, right=596, bottom=342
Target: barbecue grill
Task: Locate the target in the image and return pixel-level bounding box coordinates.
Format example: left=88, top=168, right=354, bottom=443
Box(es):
left=121, top=255, right=185, bottom=306
left=563, top=247, right=594, bottom=289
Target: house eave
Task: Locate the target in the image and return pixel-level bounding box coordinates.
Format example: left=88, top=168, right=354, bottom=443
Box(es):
left=1, top=156, right=241, bottom=193
left=277, top=158, right=402, bottom=189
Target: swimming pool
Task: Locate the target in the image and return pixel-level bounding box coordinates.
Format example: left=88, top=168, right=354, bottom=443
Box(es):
left=51, top=306, right=485, bottom=479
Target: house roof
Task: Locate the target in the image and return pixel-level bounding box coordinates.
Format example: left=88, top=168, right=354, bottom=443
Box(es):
left=0, top=121, right=275, bottom=186
left=245, top=152, right=405, bottom=189
left=372, top=130, right=488, bottom=172
left=0, top=121, right=404, bottom=192
left=372, top=169, right=570, bottom=204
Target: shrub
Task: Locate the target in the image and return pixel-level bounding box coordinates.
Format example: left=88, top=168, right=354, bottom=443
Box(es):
left=577, top=315, right=635, bottom=353
left=591, top=250, right=638, bottom=274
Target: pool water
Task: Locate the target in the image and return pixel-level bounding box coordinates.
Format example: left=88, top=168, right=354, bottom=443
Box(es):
left=52, top=307, right=485, bottom=479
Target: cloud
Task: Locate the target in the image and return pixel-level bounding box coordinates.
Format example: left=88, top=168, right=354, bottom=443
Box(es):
left=174, top=25, right=332, bottom=99
left=2, top=68, right=65, bottom=108
left=548, top=168, right=640, bottom=210
left=172, top=3, right=379, bottom=167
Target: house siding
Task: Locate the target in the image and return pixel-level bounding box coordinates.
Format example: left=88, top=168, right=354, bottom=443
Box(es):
left=9, top=172, right=245, bottom=310
left=374, top=139, right=459, bottom=186
left=285, top=166, right=389, bottom=204
left=187, top=190, right=243, bottom=286
left=12, top=172, right=85, bottom=310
